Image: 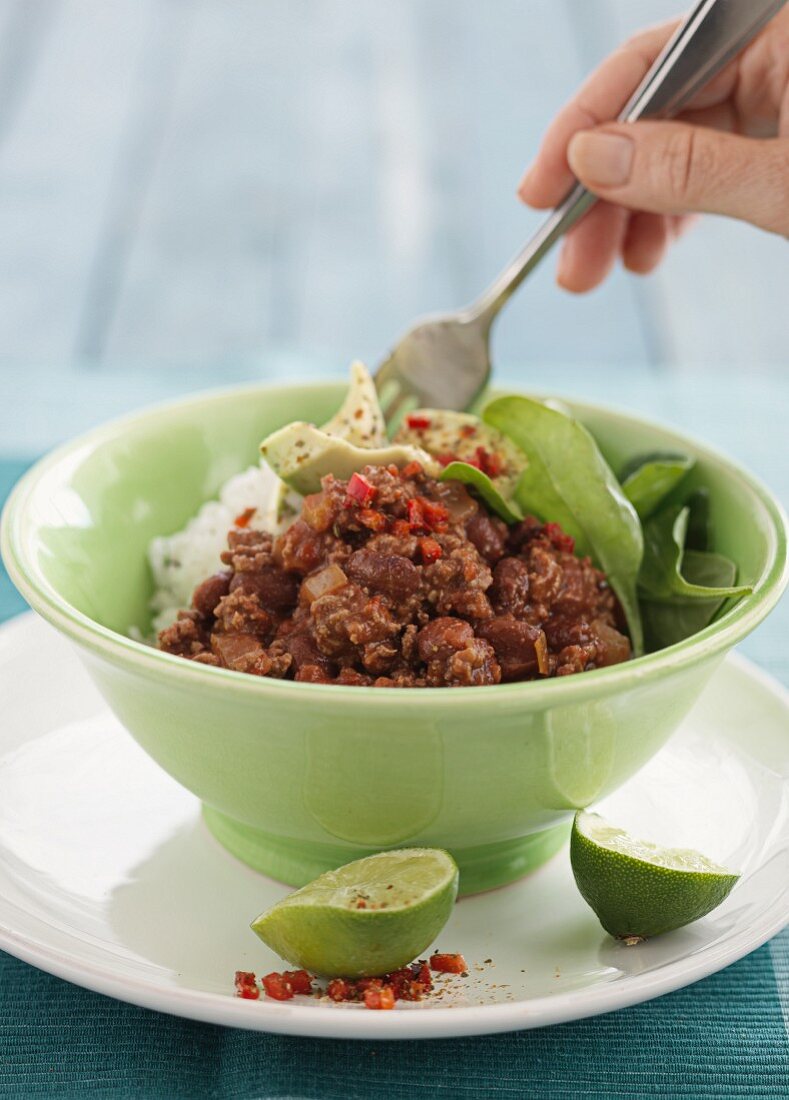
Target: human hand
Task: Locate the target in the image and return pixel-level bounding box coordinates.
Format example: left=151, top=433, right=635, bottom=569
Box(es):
left=518, top=10, right=789, bottom=292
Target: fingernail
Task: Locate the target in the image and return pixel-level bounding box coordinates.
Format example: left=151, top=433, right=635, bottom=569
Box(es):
left=556, top=241, right=572, bottom=286
left=568, top=131, right=634, bottom=187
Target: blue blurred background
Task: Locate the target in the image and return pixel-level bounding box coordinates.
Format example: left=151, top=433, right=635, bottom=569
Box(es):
left=1, top=0, right=787, bottom=670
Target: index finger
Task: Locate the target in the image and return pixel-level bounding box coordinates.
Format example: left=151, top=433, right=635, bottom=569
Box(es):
left=518, top=20, right=680, bottom=208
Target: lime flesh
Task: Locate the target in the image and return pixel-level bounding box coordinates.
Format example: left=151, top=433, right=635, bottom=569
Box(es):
left=571, top=811, right=739, bottom=941
left=251, top=848, right=459, bottom=978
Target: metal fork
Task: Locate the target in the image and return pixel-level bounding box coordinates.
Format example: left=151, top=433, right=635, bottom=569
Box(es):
left=375, top=0, right=787, bottom=423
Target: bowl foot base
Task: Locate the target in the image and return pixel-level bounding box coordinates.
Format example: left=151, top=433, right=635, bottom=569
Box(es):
left=202, top=806, right=569, bottom=896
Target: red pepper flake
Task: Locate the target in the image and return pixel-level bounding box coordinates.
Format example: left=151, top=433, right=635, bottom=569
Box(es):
left=406, top=415, right=432, bottom=431
left=261, top=971, right=295, bottom=1001
left=234, top=507, right=256, bottom=528
left=234, top=971, right=260, bottom=999
left=430, top=952, right=467, bottom=974
left=358, top=508, right=387, bottom=532
left=355, top=898, right=367, bottom=909
left=364, top=985, right=396, bottom=1010
left=419, top=536, right=443, bottom=564
left=346, top=472, right=377, bottom=507
left=543, top=522, right=575, bottom=554
left=400, top=460, right=424, bottom=479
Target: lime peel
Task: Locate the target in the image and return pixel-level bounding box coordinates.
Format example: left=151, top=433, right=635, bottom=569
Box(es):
left=251, top=848, right=459, bottom=978
left=571, top=811, right=739, bottom=941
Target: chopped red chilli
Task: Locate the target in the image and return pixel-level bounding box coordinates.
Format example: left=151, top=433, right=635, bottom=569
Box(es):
left=234, top=971, right=260, bottom=999
left=473, top=447, right=503, bottom=478
left=543, top=522, right=575, bottom=554
left=346, top=472, right=377, bottom=507
left=406, top=415, right=432, bottom=430
left=429, top=952, right=467, bottom=974
left=261, top=971, right=296, bottom=1001
left=283, top=969, right=314, bottom=995
left=364, top=985, right=396, bottom=1010
left=358, top=508, right=387, bottom=532
left=234, top=507, right=256, bottom=529
left=419, top=536, right=443, bottom=564
left=235, top=960, right=467, bottom=1009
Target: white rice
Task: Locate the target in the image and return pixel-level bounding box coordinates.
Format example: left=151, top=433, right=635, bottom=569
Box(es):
left=148, top=463, right=286, bottom=633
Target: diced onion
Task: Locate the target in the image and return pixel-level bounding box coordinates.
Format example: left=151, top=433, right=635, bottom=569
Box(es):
left=534, top=630, right=549, bottom=676
left=435, top=481, right=477, bottom=523
left=301, top=563, right=348, bottom=604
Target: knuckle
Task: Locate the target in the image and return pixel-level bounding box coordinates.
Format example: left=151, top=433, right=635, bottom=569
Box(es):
left=654, top=128, right=711, bottom=206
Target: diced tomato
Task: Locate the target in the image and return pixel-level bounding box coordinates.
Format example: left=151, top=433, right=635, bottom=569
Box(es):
left=234, top=971, right=260, bottom=999
left=543, top=522, right=575, bottom=554
left=406, top=415, right=432, bottom=430
left=346, top=472, right=377, bottom=507
left=283, top=969, right=314, bottom=995
left=358, top=508, right=387, bottom=532
left=364, top=985, right=396, bottom=1010
left=327, top=978, right=354, bottom=1002
left=261, top=971, right=295, bottom=1001
left=234, top=507, right=256, bottom=528
left=429, top=952, right=467, bottom=974
left=391, top=519, right=412, bottom=537
left=419, top=537, right=443, bottom=564
left=400, top=460, right=424, bottom=479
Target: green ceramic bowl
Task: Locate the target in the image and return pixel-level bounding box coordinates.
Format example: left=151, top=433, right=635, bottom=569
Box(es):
left=2, top=383, right=787, bottom=894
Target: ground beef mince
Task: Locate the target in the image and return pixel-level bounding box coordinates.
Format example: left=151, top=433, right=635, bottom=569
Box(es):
left=158, top=463, right=631, bottom=686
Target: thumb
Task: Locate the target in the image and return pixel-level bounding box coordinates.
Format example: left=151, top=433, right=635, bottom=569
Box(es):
left=567, top=121, right=789, bottom=235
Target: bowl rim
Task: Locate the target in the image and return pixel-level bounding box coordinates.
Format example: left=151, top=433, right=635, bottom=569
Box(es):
left=2, top=378, right=787, bottom=707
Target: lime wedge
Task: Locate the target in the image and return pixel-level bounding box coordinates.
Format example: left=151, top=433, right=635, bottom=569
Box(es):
left=570, top=811, right=739, bottom=941
left=251, top=848, right=459, bottom=978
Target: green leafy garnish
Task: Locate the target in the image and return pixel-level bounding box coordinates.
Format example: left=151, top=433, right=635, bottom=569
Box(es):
left=642, top=550, right=742, bottom=650
left=439, top=462, right=523, bottom=524
left=621, top=453, right=695, bottom=520
left=684, top=488, right=712, bottom=552
left=484, top=396, right=644, bottom=656
left=638, top=505, right=752, bottom=603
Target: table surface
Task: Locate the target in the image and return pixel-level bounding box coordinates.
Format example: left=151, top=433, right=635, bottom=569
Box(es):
left=1, top=0, right=788, bottom=1096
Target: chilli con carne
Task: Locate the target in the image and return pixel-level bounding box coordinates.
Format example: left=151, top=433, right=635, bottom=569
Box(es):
left=159, top=463, right=631, bottom=686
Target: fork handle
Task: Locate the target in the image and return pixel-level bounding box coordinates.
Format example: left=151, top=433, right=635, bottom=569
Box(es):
left=469, top=0, right=787, bottom=325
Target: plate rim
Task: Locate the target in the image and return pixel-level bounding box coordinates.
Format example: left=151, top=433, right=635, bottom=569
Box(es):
left=0, top=612, right=787, bottom=1040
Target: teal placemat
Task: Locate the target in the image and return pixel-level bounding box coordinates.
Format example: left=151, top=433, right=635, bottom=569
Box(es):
left=1, top=457, right=787, bottom=1099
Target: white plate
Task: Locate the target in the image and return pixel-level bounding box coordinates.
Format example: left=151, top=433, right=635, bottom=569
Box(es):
left=1, top=613, right=788, bottom=1040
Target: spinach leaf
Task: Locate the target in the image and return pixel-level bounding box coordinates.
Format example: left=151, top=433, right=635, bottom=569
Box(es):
left=439, top=462, right=523, bottom=524
left=642, top=550, right=741, bottom=650
left=638, top=505, right=752, bottom=602
left=685, top=487, right=711, bottom=551
left=621, top=454, right=694, bottom=520
left=484, top=395, right=644, bottom=656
